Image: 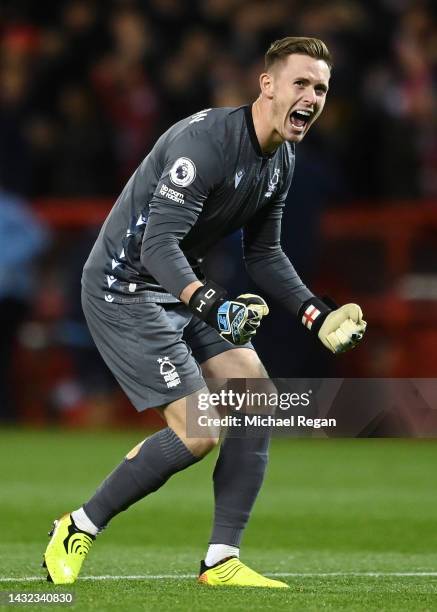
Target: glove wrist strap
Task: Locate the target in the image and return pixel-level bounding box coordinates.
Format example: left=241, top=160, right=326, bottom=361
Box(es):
left=188, top=280, right=227, bottom=323
left=298, top=296, right=334, bottom=335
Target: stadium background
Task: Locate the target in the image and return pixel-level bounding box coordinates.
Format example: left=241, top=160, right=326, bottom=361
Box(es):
left=2, top=3, right=437, bottom=609
left=0, top=0, right=436, bottom=429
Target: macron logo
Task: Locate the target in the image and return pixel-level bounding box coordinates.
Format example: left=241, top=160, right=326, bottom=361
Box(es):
left=235, top=169, right=245, bottom=189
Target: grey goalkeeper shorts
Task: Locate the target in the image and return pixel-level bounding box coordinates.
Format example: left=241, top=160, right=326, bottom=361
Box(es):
left=82, top=290, right=254, bottom=411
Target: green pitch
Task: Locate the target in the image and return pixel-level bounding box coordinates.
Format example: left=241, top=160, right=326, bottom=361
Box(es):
left=1, top=431, right=437, bottom=611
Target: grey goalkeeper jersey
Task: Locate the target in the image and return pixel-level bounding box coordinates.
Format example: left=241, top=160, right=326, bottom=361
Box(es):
left=82, top=105, right=314, bottom=314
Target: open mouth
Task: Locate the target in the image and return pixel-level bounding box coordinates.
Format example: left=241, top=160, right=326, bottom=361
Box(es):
left=290, top=109, right=312, bottom=130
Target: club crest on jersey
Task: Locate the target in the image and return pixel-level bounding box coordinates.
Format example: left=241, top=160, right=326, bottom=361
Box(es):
left=264, top=168, right=280, bottom=198
left=169, top=157, right=196, bottom=188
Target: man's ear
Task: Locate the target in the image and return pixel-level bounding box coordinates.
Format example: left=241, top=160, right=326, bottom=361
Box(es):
left=259, top=72, right=274, bottom=99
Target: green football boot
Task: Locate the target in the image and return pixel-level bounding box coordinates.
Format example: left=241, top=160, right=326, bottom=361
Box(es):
left=198, top=557, right=289, bottom=588
left=42, top=514, right=95, bottom=584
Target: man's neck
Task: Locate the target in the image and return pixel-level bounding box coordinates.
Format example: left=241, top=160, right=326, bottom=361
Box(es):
left=251, top=97, right=283, bottom=155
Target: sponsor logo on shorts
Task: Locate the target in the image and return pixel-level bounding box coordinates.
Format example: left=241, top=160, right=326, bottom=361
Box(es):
left=157, top=356, right=181, bottom=389
left=159, top=183, right=185, bottom=204
left=169, top=157, right=196, bottom=188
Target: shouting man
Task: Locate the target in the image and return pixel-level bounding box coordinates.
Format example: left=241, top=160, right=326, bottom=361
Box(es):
left=43, top=37, right=366, bottom=588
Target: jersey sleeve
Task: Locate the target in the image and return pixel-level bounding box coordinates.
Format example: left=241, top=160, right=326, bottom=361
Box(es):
left=242, top=198, right=314, bottom=316
left=141, top=130, right=224, bottom=298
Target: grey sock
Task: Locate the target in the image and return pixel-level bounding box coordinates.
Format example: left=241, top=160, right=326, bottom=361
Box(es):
left=83, top=428, right=198, bottom=529
left=210, top=426, right=271, bottom=547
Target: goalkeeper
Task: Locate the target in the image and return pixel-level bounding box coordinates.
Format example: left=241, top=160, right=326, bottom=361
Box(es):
left=43, top=36, right=366, bottom=588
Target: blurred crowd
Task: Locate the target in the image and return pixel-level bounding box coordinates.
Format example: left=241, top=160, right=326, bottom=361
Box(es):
left=1, top=0, right=436, bottom=198
left=1, top=0, right=437, bottom=424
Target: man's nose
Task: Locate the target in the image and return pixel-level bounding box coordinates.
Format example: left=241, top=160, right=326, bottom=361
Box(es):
left=302, top=87, right=317, bottom=105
